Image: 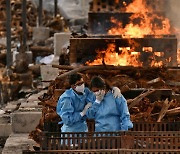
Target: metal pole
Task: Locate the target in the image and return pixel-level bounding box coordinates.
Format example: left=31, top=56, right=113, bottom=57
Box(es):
left=22, top=0, right=27, bottom=52
left=54, top=0, right=58, bottom=17
left=38, top=0, right=43, bottom=26
left=6, top=0, right=12, bottom=68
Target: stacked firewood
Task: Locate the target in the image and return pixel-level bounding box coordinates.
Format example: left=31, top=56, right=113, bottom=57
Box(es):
left=0, top=0, right=35, bottom=38
left=29, top=65, right=180, bottom=143
left=0, top=0, right=6, bottom=37
left=0, top=67, right=34, bottom=104
left=0, top=0, right=66, bottom=102
left=0, top=0, right=65, bottom=39
left=0, top=0, right=65, bottom=67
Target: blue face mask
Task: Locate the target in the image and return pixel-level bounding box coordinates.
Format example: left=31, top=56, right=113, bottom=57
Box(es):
left=75, top=83, right=85, bottom=93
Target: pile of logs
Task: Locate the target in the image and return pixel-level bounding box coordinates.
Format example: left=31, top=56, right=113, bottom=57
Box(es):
left=0, top=0, right=65, bottom=39
left=0, top=67, right=34, bottom=104
left=0, top=0, right=65, bottom=66
left=29, top=65, right=180, bottom=143
left=0, top=0, right=66, bottom=102
left=0, top=0, right=35, bottom=38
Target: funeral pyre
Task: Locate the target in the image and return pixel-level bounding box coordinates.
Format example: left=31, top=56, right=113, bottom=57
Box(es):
left=29, top=65, right=180, bottom=143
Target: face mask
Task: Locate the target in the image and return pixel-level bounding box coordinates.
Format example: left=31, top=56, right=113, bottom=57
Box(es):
left=94, top=90, right=105, bottom=98
left=75, top=83, right=85, bottom=93
left=94, top=90, right=101, bottom=96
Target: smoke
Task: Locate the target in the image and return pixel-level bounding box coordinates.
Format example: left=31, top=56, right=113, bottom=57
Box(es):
left=165, top=0, right=180, bottom=48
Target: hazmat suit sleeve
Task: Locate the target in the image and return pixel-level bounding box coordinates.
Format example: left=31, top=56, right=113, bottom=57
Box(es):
left=84, top=88, right=100, bottom=119
left=56, top=98, right=83, bottom=126
left=116, top=95, right=133, bottom=130
left=85, top=102, right=101, bottom=119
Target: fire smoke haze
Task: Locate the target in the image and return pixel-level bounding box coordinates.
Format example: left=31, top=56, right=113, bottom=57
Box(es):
left=166, top=0, right=180, bottom=47
left=165, top=0, right=180, bottom=64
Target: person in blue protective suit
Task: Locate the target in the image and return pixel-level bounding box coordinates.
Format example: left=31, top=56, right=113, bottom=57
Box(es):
left=84, top=76, right=133, bottom=132
left=56, top=73, right=121, bottom=133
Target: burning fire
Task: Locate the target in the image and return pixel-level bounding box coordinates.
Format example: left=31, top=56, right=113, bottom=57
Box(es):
left=86, top=0, right=174, bottom=67
left=86, top=43, right=166, bottom=67
left=108, top=15, right=171, bottom=38
left=178, top=49, right=180, bottom=65
left=86, top=43, right=142, bottom=67
left=108, top=0, right=171, bottom=38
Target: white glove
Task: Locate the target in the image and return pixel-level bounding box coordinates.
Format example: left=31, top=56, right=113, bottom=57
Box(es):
left=80, top=103, right=92, bottom=116
left=112, top=87, right=121, bottom=98
left=94, top=90, right=105, bottom=103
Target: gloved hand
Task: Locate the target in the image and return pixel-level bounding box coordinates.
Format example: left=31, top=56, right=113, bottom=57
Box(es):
left=80, top=103, right=92, bottom=116
left=112, top=87, right=121, bottom=98
left=94, top=90, right=105, bottom=103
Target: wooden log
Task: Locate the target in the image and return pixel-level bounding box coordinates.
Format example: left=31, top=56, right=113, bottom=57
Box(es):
left=147, top=77, right=165, bottom=85
left=30, top=46, right=53, bottom=54
left=151, top=107, right=180, bottom=116
left=127, top=89, right=155, bottom=109
left=53, top=64, right=136, bottom=71
left=157, top=99, right=173, bottom=122
left=85, top=69, right=122, bottom=76
left=28, top=64, right=41, bottom=76
left=166, top=107, right=180, bottom=115
left=0, top=80, right=22, bottom=103
left=44, top=111, right=59, bottom=121
left=56, top=65, right=109, bottom=79
left=55, top=65, right=144, bottom=80
left=55, top=65, right=169, bottom=81
left=166, top=81, right=180, bottom=86
left=52, top=64, right=74, bottom=70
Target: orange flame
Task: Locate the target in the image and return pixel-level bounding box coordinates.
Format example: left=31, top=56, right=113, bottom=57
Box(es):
left=178, top=49, right=180, bottom=65
left=87, top=0, right=175, bottom=67
left=108, top=0, right=171, bottom=38
left=86, top=42, right=169, bottom=67
left=86, top=43, right=142, bottom=67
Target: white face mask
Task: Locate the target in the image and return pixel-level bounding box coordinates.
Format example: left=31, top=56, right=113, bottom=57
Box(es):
left=94, top=90, right=101, bottom=96
left=75, top=83, right=85, bottom=93
left=94, top=90, right=105, bottom=98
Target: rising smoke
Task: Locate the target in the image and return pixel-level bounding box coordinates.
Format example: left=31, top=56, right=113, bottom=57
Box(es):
left=165, top=0, right=180, bottom=47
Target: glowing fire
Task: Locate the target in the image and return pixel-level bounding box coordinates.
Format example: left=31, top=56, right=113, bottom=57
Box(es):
left=86, top=43, right=142, bottom=67
left=86, top=43, right=165, bottom=67
left=108, top=0, right=171, bottom=38
left=86, top=0, right=175, bottom=67
left=178, top=49, right=180, bottom=65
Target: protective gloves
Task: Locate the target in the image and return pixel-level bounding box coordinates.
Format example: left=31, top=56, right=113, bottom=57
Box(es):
left=94, top=90, right=105, bottom=103
left=80, top=103, right=92, bottom=116
left=112, top=87, right=121, bottom=98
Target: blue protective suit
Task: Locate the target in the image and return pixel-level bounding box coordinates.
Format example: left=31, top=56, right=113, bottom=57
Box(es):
left=86, top=91, right=133, bottom=132
left=56, top=87, right=94, bottom=132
